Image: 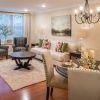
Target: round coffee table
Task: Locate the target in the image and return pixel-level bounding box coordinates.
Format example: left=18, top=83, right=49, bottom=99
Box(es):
left=10, top=51, right=35, bottom=70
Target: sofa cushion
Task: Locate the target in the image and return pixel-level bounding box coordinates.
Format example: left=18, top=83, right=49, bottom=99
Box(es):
left=31, top=47, right=48, bottom=55
left=50, top=50, right=69, bottom=62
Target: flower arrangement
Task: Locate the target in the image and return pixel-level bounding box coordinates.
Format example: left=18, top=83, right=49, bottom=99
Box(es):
left=78, top=49, right=96, bottom=69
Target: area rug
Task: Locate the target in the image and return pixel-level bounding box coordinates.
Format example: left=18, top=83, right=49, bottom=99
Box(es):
left=0, top=59, right=45, bottom=91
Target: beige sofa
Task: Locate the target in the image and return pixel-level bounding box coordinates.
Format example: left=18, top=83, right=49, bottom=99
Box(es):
left=31, top=40, right=79, bottom=65
left=68, top=68, right=100, bottom=100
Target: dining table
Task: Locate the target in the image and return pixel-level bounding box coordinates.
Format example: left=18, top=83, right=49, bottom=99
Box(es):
left=55, top=65, right=68, bottom=78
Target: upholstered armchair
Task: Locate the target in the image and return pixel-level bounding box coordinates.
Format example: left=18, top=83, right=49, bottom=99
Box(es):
left=0, top=40, right=9, bottom=59
left=12, top=37, right=29, bottom=52
left=42, top=51, right=67, bottom=100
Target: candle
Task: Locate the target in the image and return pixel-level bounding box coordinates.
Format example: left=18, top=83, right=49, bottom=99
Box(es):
left=89, top=50, right=95, bottom=59
left=83, top=51, right=89, bottom=59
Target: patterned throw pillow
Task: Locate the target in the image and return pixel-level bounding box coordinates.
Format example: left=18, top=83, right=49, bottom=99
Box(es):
left=42, top=39, right=51, bottom=49
left=55, top=42, right=63, bottom=52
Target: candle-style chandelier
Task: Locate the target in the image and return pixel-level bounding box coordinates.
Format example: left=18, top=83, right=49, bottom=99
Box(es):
left=74, top=0, right=100, bottom=24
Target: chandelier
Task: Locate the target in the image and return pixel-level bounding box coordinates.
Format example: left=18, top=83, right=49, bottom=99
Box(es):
left=74, top=0, right=100, bottom=24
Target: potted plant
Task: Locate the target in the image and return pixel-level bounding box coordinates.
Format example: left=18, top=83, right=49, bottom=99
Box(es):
left=0, top=24, right=12, bottom=42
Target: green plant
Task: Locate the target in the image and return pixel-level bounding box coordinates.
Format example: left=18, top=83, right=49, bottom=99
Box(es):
left=0, top=24, right=12, bottom=39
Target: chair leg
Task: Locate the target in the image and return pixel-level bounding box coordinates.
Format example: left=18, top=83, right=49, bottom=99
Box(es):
left=50, top=88, right=53, bottom=96
left=46, top=87, right=50, bottom=100
left=6, top=55, right=8, bottom=59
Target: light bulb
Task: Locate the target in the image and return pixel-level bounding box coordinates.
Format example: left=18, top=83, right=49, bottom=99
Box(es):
left=79, top=6, right=84, bottom=11
left=97, top=7, right=100, bottom=12
left=74, top=9, right=78, bottom=14
left=90, top=9, right=93, bottom=14
left=41, top=4, right=46, bottom=8
left=24, top=9, right=29, bottom=12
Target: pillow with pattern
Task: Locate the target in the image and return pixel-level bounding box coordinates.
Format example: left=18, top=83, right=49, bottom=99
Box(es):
left=55, top=42, right=63, bottom=52
left=42, top=39, right=51, bottom=49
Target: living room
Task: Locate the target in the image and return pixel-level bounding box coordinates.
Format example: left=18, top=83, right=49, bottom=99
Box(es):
left=0, top=0, right=100, bottom=100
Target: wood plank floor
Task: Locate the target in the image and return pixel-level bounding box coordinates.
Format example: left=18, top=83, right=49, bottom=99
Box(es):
left=0, top=77, right=68, bottom=100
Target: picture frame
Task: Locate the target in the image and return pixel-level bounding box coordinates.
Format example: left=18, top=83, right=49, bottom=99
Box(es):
left=51, top=15, right=71, bottom=36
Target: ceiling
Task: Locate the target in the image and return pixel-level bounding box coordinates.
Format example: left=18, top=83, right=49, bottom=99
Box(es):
left=0, top=0, right=100, bottom=13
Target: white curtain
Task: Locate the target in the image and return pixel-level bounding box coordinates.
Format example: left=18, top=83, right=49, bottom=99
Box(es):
left=24, top=13, right=31, bottom=49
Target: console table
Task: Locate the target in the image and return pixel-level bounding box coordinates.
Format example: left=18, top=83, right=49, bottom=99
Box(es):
left=70, top=51, right=81, bottom=59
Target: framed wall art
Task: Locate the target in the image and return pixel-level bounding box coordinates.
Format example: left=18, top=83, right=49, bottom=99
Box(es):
left=51, top=15, right=71, bottom=36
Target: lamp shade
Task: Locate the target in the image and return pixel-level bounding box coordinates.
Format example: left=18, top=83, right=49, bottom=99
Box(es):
left=76, top=30, right=89, bottom=39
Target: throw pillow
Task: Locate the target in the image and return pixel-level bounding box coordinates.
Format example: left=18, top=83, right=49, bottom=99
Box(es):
left=55, top=42, right=63, bottom=52
left=61, top=43, right=69, bottom=52
left=38, top=39, right=43, bottom=47
left=42, top=39, right=51, bottom=49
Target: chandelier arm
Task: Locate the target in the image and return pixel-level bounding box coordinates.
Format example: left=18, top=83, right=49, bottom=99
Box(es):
left=81, top=15, right=86, bottom=23
left=87, top=18, right=91, bottom=24
left=91, top=13, right=100, bottom=23
left=87, top=15, right=92, bottom=24
left=75, top=15, right=83, bottom=24
left=91, top=14, right=96, bottom=18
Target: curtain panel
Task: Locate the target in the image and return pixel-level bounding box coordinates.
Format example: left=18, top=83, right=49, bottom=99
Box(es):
left=24, top=13, right=31, bottom=49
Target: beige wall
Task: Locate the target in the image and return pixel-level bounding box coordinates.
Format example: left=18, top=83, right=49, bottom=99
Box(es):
left=31, top=9, right=100, bottom=60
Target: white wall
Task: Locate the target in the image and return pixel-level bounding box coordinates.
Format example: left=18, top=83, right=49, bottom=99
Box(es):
left=31, top=9, right=100, bottom=60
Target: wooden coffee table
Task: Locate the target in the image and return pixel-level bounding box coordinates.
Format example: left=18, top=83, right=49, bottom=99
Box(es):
left=10, top=51, right=35, bottom=70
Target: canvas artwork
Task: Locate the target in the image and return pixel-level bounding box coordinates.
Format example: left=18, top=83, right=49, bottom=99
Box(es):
left=51, top=15, right=71, bottom=36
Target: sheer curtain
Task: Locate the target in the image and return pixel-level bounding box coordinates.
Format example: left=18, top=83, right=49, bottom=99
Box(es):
left=24, top=13, right=31, bottom=49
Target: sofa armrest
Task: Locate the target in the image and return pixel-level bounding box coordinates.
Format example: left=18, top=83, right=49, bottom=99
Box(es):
left=0, top=45, right=9, bottom=50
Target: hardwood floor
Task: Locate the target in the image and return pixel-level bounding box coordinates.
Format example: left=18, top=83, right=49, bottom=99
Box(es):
left=0, top=77, right=68, bottom=100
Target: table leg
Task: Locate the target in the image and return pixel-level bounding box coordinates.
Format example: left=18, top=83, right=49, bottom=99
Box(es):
left=14, top=59, right=23, bottom=70
left=14, top=58, right=32, bottom=70
left=23, top=58, right=32, bottom=70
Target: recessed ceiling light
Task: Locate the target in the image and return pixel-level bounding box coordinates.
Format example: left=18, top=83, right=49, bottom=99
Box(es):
left=24, top=9, right=28, bottom=12
left=41, top=4, right=46, bottom=8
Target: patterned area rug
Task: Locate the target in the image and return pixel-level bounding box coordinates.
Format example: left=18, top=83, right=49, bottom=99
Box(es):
left=0, top=59, right=45, bottom=91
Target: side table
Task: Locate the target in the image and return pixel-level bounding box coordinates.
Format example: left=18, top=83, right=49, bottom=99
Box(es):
left=31, top=43, right=39, bottom=47
left=70, top=51, right=81, bottom=59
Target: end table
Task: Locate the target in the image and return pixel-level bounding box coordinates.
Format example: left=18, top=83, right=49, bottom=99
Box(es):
left=70, top=51, right=81, bottom=59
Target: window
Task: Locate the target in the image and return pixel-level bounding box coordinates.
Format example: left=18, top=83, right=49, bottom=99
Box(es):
left=0, top=13, right=24, bottom=40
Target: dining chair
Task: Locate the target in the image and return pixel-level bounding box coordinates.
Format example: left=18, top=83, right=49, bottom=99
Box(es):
left=42, top=51, right=67, bottom=100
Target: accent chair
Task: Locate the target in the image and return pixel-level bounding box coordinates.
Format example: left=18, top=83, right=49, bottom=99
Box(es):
left=13, top=37, right=29, bottom=52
